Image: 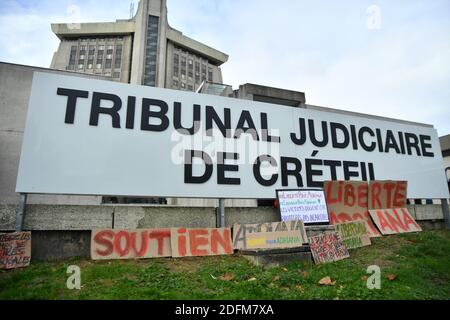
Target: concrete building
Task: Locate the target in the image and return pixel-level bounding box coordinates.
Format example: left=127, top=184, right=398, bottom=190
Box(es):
left=50, top=0, right=228, bottom=91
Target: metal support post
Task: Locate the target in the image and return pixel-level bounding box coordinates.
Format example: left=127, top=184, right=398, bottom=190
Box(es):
left=15, top=193, right=27, bottom=232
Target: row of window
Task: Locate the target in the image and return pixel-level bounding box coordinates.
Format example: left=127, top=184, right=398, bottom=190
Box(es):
left=173, top=80, right=194, bottom=91
left=68, top=43, right=122, bottom=70
left=172, top=53, right=213, bottom=84
left=79, top=36, right=123, bottom=42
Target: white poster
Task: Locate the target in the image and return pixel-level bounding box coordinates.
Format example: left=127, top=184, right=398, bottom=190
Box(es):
left=16, top=72, right=449, bottom=199
left=277, top=189, right=329, bottom=224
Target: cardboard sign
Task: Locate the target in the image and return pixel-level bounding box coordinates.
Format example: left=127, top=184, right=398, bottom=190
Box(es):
left=309, top=232, right=350, bottom=264
left=0, top=232, right=31, bottom=269
left=335, top=221, right=371, bottom=250
left=277, top=189, right=329, bottom=224
left=233, top=220, right=307, bottom=250
left=369, top=208, right=422, bottom=235
left=324, top=180, right=381, bottom=237
left=170, top=228, right=233, bottom=257
left=368, top=181, right=407, bottom=209
left=91, top=229, right=171, bottom=260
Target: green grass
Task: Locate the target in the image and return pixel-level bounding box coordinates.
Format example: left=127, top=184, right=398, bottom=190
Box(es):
left=1, top=230, right=449, bottom=300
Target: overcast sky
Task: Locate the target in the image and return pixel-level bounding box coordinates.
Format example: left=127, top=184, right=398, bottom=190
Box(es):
left=1, top=0, right=449, bottom=136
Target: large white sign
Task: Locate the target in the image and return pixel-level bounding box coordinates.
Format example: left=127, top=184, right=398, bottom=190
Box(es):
left=16, top=72, right=449, bottom=199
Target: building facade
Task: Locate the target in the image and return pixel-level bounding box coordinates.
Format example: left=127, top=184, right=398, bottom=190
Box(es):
left=50, top=0, right=228, bottom=92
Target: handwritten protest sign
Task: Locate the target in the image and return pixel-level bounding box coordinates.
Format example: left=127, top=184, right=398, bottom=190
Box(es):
left=324, top=180, right=381, bottom=237
left=369, top=208, right=422, bottom=235
left=171, top=228, right=233, bottom=258
left=277, top=189, right=329, bottom=224
left=335, top=221, right=371, bottom=250
left=309, top=232, right=350, bottom=264
left=368, top=181, right=407, bottom=209
left=233, top=220, right=307, bottom=250
left=91, top=229, right=171, bottom=260
left=0, top=232, right=31, bottom=269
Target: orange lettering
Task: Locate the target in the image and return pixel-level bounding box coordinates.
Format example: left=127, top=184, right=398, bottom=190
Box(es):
left=130, top=231, right=149, bottom=257
left=376, top=210, right=394, bottom=233
left=188, top=229, right=209, bottom=256
left=370, top=182, right=382, bottom=209
left=393, top=182, right=407, bottom=207
left=211, top=229, right=232, bottom=254
left=177, top=228, right=187, bottom=257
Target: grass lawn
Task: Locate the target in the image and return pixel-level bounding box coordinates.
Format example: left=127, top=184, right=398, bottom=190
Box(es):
left=1, top=230, right=449, bottom=300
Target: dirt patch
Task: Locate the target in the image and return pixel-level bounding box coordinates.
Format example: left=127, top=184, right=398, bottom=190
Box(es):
left=164, top=257, right=203, bottom=273
left=349, top=235, right=413, bottom=268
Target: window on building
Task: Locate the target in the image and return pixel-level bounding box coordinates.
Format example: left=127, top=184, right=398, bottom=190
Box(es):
left=201, top=64, right=206, bottom=81
left=173, top=79, right=178, bottom=87
left=69, top=46, right=77, bottom=66
left=115, top=45, right=122, bottom=56
left=88, top=46, right=95, bottom=56
left=195, top=61, right=200, bottom=72
left=78, top=64, right=84, bottom=70
left=181, top=82, right=186, bottom=89
left=173, top=54, right=179, bottom=77
left=105, top=59, right=112, bottom=69
left=208, top=67, right=213, bottom=81
left=187, top=85, right=193, bottom=91
left=143, top=15, right=159, bottom=86
left=114, top=58, right=121, bottom=69
left=87, top=64, right=93, bottom=69
left=96, top=63, right=102, bottom=69
left=188, top=60, right=193, bottom=80
left=113, top=72, right=120, bottom=78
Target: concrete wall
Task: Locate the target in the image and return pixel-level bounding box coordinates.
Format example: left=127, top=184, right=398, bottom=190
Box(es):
left=1, top=203, right=446, bottom=232
left=0, top=202, right=447, bottom=260
left=0, top=62, right=108, bottom=205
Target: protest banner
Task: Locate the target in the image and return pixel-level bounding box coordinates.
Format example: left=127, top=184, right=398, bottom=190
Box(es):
left=335, top=220, right=371, bottom=249
left=171, top=228, right=233, bottom=257
left=91, top=229, right=171, bottom=260
left=0, top=232, right=31, bottom=269
left=368, top=181, right=408, bottom=209
left=233, top=220, right=307, bottom=250
left=277, top=189, right=329, bottom=224
left=324, top=180, right=381, bottom=237
left=369, top=208, right=422, bottom=235
left=309, top=232, right=350, bottom=264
